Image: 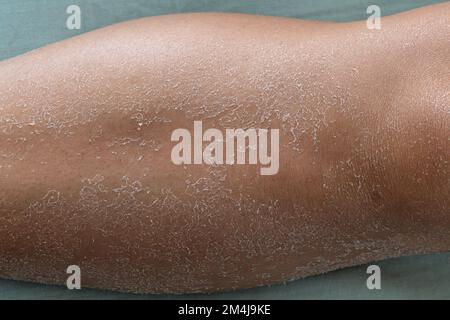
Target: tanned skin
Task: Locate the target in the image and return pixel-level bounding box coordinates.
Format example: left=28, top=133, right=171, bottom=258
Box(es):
left=0, top=3, right=448, bottom=293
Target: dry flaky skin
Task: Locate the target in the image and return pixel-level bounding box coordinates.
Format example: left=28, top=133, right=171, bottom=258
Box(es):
left=0, top=4, right=449, bottom=294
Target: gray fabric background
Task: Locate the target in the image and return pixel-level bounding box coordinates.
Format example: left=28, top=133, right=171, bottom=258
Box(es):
left=0, top=0, right=448, bottom=299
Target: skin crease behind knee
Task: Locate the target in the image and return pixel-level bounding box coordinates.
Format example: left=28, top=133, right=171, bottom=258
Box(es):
left=0, top=4, right=448, bottom=293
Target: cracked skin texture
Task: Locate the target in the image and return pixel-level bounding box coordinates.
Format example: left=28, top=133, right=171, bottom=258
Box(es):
left=0, top=3, right=448, bottom=293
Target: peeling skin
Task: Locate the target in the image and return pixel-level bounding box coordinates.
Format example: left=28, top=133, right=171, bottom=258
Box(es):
left=0, top=4, right=449, bottom=293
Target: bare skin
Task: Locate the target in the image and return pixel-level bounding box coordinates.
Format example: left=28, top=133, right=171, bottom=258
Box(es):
left=0, top=4, right=448, bottom=293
